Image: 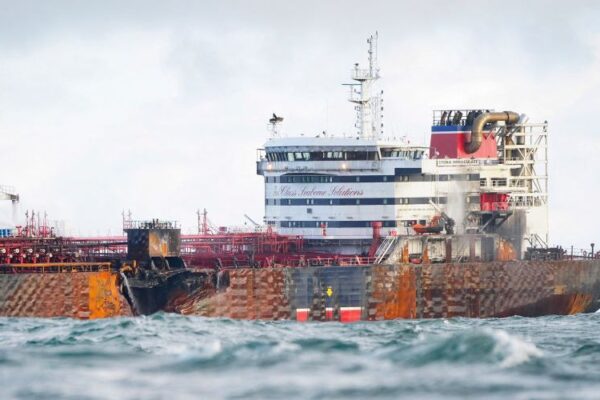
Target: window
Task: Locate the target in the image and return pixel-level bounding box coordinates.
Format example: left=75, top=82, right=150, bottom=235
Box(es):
left=381, top=149, right=424, bottom=160
left=270, top=150, right=380, bottom=161
left=307, top=208, right=313, bottom=214
left=491, top=178, right=507, bottom=187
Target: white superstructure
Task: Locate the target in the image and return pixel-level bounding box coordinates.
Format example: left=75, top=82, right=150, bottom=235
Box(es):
left=256, top=34, right=548, bottom=256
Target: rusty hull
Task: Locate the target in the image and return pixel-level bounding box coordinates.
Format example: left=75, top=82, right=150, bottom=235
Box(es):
left=2, top=260, right=600, bottom=320
left=173, top=260, right=600, bottom=320
left=0, top=271, right=132, bottom=319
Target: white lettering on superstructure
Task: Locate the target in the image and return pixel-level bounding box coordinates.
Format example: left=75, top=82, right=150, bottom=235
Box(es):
left=272, top=185, right=364, bottom=198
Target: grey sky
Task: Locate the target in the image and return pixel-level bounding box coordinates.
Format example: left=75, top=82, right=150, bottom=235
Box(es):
left=0, top=0, right=598, bottom=248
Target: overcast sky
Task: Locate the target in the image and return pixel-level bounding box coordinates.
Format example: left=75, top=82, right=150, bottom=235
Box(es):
left=0, top=1, right=598, bottom=248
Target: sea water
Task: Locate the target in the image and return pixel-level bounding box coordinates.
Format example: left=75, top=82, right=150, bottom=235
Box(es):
left=1, top=313, right=600, bottom=399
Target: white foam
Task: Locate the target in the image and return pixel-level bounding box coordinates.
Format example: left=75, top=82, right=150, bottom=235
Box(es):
left=492, top=329, right=543, bottom=368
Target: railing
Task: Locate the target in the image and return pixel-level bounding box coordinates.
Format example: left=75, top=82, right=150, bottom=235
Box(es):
left=0, top=262, right=113, bottom=274
left=123, top=220, right=178, bottom=230
left=257, top=159, right=381, bottom=172
left=208, top=256, right=380, bottom=269
left=270, top=256, right=378, bottom=268
left=432, top=109, right=493, bottom=126
left=563, top=247, right=600, bottom=260
left=352, top=68, right=376, bottom=81
left=480, top=202, right=510, bottom=212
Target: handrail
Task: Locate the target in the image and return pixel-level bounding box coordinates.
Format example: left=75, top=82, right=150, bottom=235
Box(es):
left=0, top=262, right=113, bottom=274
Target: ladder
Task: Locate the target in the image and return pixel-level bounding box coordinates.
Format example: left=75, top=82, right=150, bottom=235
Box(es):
left=373, top=236, right=398, bottom=264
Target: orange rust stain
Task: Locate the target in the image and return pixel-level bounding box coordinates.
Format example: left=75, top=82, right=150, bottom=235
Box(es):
left=401, top=244, right=409, bottom=263
left=88, top=271, right=122, bottom=319
left=246, top=269, right=256, bottom=319
left=387, top=266, right=417, bottom=319
left=1, top=272, right=131, bottom=319
left=497, top=240, right=517, bottom=261
left=567, top=293, right=592, bottom=315
left=371, top=265, right=417, bottom=320
left=422, top=247, right=430, bottom=264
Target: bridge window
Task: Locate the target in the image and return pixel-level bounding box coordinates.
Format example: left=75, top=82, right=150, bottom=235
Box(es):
left=381, top=149, right=424, bottom=159
left=266, top=150, right=378, bottom=161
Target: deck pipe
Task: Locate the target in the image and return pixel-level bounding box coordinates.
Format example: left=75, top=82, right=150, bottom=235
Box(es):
left=465, top=111, right=520, bottom=153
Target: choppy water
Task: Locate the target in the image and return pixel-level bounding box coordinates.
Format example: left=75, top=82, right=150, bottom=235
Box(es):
left=2, top=314, right=600, bottom=400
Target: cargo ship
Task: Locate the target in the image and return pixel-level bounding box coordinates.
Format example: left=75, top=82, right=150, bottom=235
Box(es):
left=0, top=34, right=599, bottom=321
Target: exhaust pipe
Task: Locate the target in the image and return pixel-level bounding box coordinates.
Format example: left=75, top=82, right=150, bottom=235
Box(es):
left=465, top=111, right=520, bottom=153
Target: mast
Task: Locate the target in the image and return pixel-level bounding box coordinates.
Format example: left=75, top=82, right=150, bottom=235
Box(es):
left=345, top=32, right=383, bottom=139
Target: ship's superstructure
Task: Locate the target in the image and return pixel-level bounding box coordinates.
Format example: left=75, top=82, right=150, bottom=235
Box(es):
left=257, top=34, right=548, bottom=257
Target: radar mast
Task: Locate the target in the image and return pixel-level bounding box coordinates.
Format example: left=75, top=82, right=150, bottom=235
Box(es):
left=345, top=32, right=384, bottom=139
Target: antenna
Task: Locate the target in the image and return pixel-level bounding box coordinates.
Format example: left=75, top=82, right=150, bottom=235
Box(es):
left=344, top=32, right=383, bottom=139
left=268, top=113, right=284, bottom=137
left=367, top=31, right=378, bottom=76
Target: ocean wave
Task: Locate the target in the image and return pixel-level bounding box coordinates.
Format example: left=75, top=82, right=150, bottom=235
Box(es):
left=3, top=314, right=600, bottom=400
left=291, top=338, right=360, bottom=352
left=400, top=328, right=542, bottom=368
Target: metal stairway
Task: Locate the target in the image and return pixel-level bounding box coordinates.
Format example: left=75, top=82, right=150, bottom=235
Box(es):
left=373, top=236, right=399, bottom=264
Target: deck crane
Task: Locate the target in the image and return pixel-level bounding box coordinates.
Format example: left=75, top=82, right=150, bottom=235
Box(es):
left=0, top=186, right=19, bottom=203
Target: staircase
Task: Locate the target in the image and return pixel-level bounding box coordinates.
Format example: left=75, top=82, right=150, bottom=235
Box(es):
left=373, top=236, right=399, bottom=264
